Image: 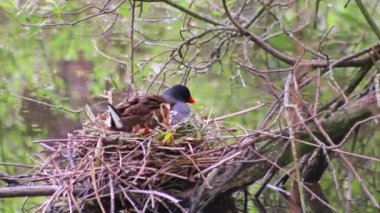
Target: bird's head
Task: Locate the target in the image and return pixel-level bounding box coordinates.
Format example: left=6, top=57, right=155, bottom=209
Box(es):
left=162, top=84, right=196, bottom=104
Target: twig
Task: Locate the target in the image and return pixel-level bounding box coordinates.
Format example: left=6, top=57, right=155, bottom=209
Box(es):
left=90, top=160, right=106, bottom=213
left=0, top=185, right=74, bottom=198
left=10, top=94, right=82, bottom=114
left=130, top=0, right=136, bottom=84
left=92, top=40, right=128, bottom=65
left=109, top=174, right=115, bottom=213
left=355, top=0, right=380, bottom=40
left=209, top=103, right=265, bottom=122
left=139, top=0, right=224, bottom=26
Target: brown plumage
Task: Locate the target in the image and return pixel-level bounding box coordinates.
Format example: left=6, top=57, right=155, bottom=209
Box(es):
left=105, top=85, right=195, bottom=133
left=107, top=95, right=170, bottom=133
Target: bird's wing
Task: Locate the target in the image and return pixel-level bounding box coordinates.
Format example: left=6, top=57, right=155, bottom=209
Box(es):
left=119, top=96, right=164, bottom=116
left=115, top=95, right=170, bottom=130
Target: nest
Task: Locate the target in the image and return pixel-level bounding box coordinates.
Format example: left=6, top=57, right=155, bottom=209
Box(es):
left=29, top=115, right=234, bottom=212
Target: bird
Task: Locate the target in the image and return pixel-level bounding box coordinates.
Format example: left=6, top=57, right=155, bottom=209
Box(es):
left=105, top=84, right=195, bottom=133
left=161, top=84, right=196, bottom=124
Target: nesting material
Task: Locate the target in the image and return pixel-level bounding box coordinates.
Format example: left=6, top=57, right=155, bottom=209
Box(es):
left=33, top=114, right=234, bottom=212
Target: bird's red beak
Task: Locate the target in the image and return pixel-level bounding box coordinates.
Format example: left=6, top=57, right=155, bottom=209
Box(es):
left=188, top=96, right=196, bottom=104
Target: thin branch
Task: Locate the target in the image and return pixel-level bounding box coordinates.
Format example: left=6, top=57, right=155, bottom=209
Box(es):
left=355, top=0, right=380, bottom=40
left=139, top=0, right=224, bottom=26
left=10, top=94, right=82, bottom=114
left=222, top=0, right=380, bottom=68
left=209, top=103, right=265, bottom=122
left=5, top=1, right=126, bottom=28
left=0, top=186, right=79, bottom=198
left=130, top=0, right=136, bottom=84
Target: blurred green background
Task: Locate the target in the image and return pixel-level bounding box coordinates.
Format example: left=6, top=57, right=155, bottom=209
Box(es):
left=0, top=0, right=379, bottom=212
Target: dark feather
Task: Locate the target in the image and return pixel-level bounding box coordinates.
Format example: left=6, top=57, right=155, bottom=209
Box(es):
left=108, top=95, right=170, bottom=132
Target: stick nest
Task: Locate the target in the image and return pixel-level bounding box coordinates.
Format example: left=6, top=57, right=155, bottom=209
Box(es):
left=32, top=115, right=233, bottom=212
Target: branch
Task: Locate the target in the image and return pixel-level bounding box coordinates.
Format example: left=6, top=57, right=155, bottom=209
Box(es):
left=5, top=1, right=125, bottom=28
left=139, top=0, right=224, bottom=26
left=221, top=0, right=380, bottom=68
left=188, top=93, right=379, bottom=212
left=355, top=0, right=380, bottom=40
left=0, top=185, right=81, bottom=198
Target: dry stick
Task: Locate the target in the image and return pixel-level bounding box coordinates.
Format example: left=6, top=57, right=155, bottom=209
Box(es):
left=322, top=145, right=344, bottom=203
left=148, top=186, right=155, bottom=210
left=355, top=0, right=380, bottom=40
left=130, top=0, right=136, bottom=84
left=313, top=69, right=321, bottom=116
left=93, top=12, right=120, bottom=37
left=251, top=149, right=337, bottom=212
left=139, top=0, right=224, bottom=26
left=252, top=54, right=377, bottom=149
left=249, top=57, right=374, bottom=211
left=238, top=63, right=283, bottom=101
left=92, top=40, right=128, bottom=65
left=241, top=38, right=282, bottom=101
left=90, top=160, right=107, bottom=213
left=68, top=178, right=81, bottom=213
left=376, top=74, right=380, bottom=107
left=39, top=4, right=98, bottom=18
left=299, top=45, right=380, bottom=92
left=255, top=52, right=304, bottom=131
left=14, top=4, right=119, bottom=38
left=283, top=72, right=307, bottom=213
left=332, top=148, right=380, bottom=162
left=221, top=0, right=380, bottom=68
left=120, top=186, right=140, bottom=212
left=282, top=135, right=380, bottom=164
left=249, top=130, right=380, bottom=172
left=344, top=169, right=353, bottom=213
left=6, top=0, right=126, bottom=28
left=311, top=114, right=380, bottom=208
left=315, top=27, right=345, bottom=204
left=259, top=0, right=324, bottom=59
left=180, top=150, right=212, bottom=188
left=66, top=186, right=74, bottom=213
left=295, top=95, right=380, bottom=206
left=0, top=185, right=65, bottom=198
left=320, top=64, right=372, bottom=111
left=40, top=187, right=66, bottom=213
left=258, top=48, right=376, bottom=136
left=245, top=0, right=273, bottom=29
left=146, top=54, right=176, bottom=94
left=326, top=55, right=350, bottom=106
left=199, top=151, right=242, bottom=175
left=242, top=37, right=253, bottom=67
left=222, top=0, right=292, bottom=64
left=313, top=88, right=345, bottom=204
left=332, top=114, right=380, bottom=148
left=344, top=134, right=358, bottom=213
left=60, top=162, right=81, bottom=213
left=98, top=158, right=135, bottom=191
left=132, top=139, right=151, bottom=185
left=209, top=103, right=265, bottom=122
left=129, top=165, right=188, bottom=180
left=142, top=193, right=152, bottom=212
left=34, top=139, right=70, bottom=143
left=319, top=26, right=349, bottom=106
left=129, top=189, right=180, bottom=204
left=177, top=0, right=196, bottom=85
left=0, top=162, right=35, bottom=169
left=109, top=174, right=115, bottom=213
left=10, top=94, right=82, bottom=114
